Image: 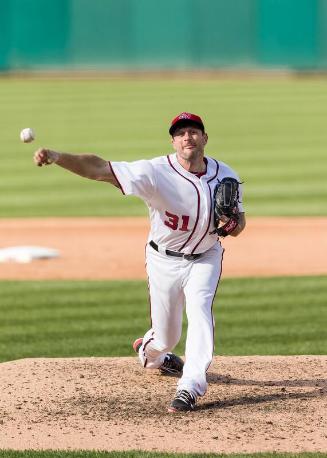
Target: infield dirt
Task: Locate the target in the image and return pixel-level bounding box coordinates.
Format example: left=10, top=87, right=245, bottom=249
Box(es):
left=0, top=356, right=326, bottom=453
left=0, top=216, right=326, bottom=279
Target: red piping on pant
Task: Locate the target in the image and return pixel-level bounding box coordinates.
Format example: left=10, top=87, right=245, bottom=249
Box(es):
left=142, top=335, right=154, bottom=368
left=206, top=247, right=225, bottom=373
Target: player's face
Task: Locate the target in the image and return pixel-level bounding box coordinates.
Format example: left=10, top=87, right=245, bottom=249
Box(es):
left=171, top=126, right=208, bottom=161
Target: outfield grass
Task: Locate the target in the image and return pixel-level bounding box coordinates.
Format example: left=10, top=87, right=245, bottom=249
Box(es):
left=0, top=451, right=326, bottom=458
left=0, top=276, right=326, bottom=363
left=0, top=78, right=326, bottom=217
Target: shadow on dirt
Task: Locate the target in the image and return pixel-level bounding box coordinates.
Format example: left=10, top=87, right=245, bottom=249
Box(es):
left=207, top=373, right=327, bottom=388
left=198, top=373, right=327, bottom=411
left=197, top=387, right=326, bottom=411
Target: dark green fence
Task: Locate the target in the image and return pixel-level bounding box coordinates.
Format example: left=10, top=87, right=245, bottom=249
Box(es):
left=1, top=0, right=327, bottom=71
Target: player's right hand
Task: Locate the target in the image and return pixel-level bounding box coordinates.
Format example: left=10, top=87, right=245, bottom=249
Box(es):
left=33, top=148, right=59, bottom=167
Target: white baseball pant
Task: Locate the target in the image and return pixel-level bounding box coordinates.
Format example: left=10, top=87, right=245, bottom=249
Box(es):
left=138, top=242, right=224, bottom=397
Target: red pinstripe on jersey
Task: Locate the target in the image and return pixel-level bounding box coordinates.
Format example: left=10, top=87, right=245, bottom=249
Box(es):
left=167, top=155, right=200, bottom=252
left=191, top=159, right=219, bottom=254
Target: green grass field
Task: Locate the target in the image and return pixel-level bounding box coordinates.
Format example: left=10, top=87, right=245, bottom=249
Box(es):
left=0, top=78, right=326, bottom=217
left=1, top=452, right=326, bottom=458
left=0, top=276, right=326, bottom=363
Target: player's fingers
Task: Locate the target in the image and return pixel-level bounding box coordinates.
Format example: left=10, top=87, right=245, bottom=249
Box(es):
left=33, top=154, right=43, bottom=166
left=33, top=148, right=48, bottom=166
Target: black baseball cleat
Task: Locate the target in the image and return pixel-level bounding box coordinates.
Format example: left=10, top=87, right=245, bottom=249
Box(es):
left=160, top=353, right=184, bottom=375
left=133, top=339, right=183, bottom=375
left=168, top=389, right=196, bottom=413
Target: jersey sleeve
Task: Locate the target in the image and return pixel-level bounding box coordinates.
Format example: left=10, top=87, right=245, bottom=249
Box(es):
left=108, top=159, right=156, bottom=201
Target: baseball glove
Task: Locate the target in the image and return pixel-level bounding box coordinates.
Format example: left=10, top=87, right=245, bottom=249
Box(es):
left=211, top=177, right=240, bottom=237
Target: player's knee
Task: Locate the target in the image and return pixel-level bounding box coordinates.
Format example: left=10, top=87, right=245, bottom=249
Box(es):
left=149, top=342, right=170, bottom=354
left=146, top=339, right=177, bottom=355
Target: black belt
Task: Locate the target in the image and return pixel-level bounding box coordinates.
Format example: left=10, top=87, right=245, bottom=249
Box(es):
left=149, top=240, right=202, bottom=261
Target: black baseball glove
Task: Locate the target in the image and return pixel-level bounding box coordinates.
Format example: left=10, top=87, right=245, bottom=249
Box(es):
left=211, top=177, right=240, bottom=237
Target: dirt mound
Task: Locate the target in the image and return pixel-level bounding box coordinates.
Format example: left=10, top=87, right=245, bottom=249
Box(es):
left=0, top=217, right=326, bottom=279
left=0, top=356, right=326, bottom=453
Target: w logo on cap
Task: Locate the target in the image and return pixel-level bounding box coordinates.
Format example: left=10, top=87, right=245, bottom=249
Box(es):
left=178, top=113, right=192, bottom=120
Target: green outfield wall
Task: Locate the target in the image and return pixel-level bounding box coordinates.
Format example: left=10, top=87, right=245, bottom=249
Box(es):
left=1, top=0, right=327, bottom=71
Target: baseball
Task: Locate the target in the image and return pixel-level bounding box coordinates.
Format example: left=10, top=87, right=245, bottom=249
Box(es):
left=20, top=127, right=35, bottom=143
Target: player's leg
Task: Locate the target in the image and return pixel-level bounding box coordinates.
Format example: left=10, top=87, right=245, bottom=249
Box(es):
left=137, top=245, right=185, bottom=370
left=177, top=244, right=224, bottom=398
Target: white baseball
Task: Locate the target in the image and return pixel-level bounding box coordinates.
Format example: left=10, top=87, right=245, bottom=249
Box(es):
left=20, top=128, right=35, bottom=143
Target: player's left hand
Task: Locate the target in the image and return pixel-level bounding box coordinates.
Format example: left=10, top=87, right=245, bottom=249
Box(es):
left=211, top=177, right=240, bottom=237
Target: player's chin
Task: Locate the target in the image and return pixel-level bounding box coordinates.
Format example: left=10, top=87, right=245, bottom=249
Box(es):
left=182, top=146, right=197, bottom=157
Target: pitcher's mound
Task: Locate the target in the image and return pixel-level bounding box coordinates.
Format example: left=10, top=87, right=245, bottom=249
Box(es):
left=0, top=355, right=326, bottom=453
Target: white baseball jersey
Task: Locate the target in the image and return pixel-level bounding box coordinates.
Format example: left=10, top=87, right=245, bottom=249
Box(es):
left=109, top=153, right=244, bottom=254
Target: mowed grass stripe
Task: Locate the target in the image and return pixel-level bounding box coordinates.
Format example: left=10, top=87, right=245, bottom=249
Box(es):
left=0, top=78, right=326, bottom=216
left=0, top=276, right=326, bottom=363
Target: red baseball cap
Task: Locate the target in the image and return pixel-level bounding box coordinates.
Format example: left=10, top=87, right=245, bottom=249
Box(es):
left=169, top=112, right=205, bottom=136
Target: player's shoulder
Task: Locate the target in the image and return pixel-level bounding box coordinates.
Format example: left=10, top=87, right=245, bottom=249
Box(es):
left=116, top=155, right=168, bottom=174
left=123, top=155, right=165, bottom=168
left=215, top=159, right=240, bottom=180
left=205, top=156, right=237, bottom=176
left=148, top=154, right=170, bottom=165
left=146, top=154, right=172, bottom=170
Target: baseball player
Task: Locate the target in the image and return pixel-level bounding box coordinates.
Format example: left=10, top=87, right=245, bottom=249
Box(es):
left=34, top=112, right=246, bottom=413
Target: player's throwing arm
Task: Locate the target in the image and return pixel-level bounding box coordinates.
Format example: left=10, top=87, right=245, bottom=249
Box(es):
left=33, top=148, right=119, bottom=187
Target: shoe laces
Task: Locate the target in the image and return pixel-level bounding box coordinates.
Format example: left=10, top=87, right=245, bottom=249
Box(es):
left=162, top=354, right=176, bottom=370
left=160, top=353, right=183, bottom=374
left=175, top=389, right=196, bottom=405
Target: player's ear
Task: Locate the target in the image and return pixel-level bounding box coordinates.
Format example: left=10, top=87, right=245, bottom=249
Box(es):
left=203, top=132, right=208, bottom=145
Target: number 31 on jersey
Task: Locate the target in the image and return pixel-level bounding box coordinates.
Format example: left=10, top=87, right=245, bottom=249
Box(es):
left=164, top=211, right=190, bottom=232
